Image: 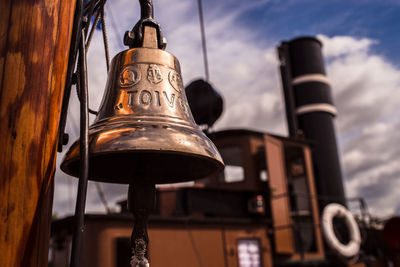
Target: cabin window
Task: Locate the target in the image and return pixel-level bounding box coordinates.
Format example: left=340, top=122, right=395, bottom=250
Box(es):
left=48, top=236, right=72, bottom=267
left=256, top=147, right=268, bottom=182
left=284, top=144, right=316, bottom=253
left=224, top=165, right=245, bottom=183
left=218, top=146, right=245, bottom=183
left=259, top=170, right=268, bottom=182
left=237, top=239, right=261, bottom=267
left=115, top=237, right=131, bottom=267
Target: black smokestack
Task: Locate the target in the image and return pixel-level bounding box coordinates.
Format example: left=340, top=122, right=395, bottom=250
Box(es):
left=278, top=37, right=346, bottom=209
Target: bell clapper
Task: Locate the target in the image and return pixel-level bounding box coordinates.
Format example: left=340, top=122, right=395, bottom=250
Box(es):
left=128, top=183, right=156, bottom=267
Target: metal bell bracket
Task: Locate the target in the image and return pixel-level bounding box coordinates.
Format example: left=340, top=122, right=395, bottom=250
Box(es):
left=124, top=0, right=166, bottom=50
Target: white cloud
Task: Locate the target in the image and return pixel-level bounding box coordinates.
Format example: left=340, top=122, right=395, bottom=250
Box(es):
left=317, top=34, right=377, bottom=57
left=320, top=35, right=400, bottom=217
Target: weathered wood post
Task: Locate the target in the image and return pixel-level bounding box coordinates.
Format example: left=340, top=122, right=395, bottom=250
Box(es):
left=0, top=0, right=76, bottom=266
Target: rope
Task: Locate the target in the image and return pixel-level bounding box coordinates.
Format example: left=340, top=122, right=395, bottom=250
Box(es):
left=84, top=0, right=97, bottom=29
left=105, top=3, right=124, bottom=48
left=75, top=0, right=112, bottom=115
left=100, top=6, right=110, bottom=72
left=75, top=66, right=99, bottom=115
left=85, top=9, right=102, bottom=51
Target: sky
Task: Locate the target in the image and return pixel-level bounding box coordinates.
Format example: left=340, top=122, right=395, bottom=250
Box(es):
left=54, top=0, right=400, bottom=218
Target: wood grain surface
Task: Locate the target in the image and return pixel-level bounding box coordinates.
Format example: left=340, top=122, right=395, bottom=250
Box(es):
left=0, top=0, right=76, bottom=266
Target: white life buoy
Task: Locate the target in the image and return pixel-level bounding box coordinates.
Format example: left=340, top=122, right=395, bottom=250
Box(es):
left=321, top=203, right=361, bottom=258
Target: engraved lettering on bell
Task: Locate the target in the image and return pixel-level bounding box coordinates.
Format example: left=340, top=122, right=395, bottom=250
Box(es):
left=125, top=89, right=179, bottom=110
left=163, top=91, right=175, bottom=108
left=139, top=90, right=152, bottom=105
left=120, top=65, right=141, bottom=88
left=114, top=103, right=123, bottom=110
left=178, top=96, right=189, bottom=115
left=147, top=64, right=163, bottom=84
left=127, top=91, right=138, bottom=107
left=154, top=91, right=161, bottom=106
left=168, top=70, right=183, bottom=92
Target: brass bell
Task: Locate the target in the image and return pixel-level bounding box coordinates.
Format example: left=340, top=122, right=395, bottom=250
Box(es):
left=61, top=26, right=224, bottom=184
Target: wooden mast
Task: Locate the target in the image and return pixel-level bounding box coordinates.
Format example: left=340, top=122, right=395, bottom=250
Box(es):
left=0, top=0, right=77, bottom=266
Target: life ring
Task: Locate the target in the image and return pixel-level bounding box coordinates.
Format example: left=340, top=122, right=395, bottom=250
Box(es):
left=321, top=203, right=361, bottom=258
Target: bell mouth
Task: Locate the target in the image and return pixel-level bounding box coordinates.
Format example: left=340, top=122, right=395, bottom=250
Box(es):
left=61, top=150, right=224, bottom=184
left=60, top=116, right=224, bottom=184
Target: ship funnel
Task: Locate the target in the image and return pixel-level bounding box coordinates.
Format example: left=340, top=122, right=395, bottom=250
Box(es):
left=278, top=37, right=346, bottom=209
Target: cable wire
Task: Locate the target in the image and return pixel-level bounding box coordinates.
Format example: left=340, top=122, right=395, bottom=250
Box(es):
left=85, top=9, right=102, bottom=52
left=105, top=3, right=124, bottom=48
left=70, top=28, right=90, bottom=267
left=197, top=0, right=210, bottom=81
left=75, top=67, right=99, bottom=115
left=95, top=183, right=111, bottom=213
left=184, top=220, right=205, bottom=267
left=75, top=0, right=112, bottom=115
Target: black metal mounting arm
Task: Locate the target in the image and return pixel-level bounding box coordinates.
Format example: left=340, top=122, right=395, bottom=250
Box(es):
left=128, top=183, right=156, bottom=267
left=124, top=0, right=165, bottom=49
left=139, top=0, right=154, bottom=19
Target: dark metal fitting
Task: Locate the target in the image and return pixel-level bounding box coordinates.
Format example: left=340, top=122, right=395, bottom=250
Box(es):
left=124, top=30, right=135, bottom=47
left=124, top=0, right=164, bottom=49
left=125, top=18, right=164, bottom=49
left=72, top=73, right=78, bottom=85
left=81, top=16, right=88, bottom=27
left=62, top=133, right=69, bottom=145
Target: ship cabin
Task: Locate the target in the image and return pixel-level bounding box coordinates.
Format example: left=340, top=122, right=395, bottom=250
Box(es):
left=50, top=129, right=354, bottom=267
